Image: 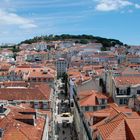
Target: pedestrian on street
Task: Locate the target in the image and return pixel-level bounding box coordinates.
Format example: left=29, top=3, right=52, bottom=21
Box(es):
left=63, top=130, right=65, bottom=134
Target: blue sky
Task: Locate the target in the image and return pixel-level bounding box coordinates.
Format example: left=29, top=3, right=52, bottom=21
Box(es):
left=0, top=0, right=140, bottom=45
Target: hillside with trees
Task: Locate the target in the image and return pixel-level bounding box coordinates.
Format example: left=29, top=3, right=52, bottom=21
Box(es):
left=20, top=34, right=124, bottom=49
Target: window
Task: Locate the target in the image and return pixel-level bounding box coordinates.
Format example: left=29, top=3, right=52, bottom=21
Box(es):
left=38, top=78, right=41, bottom=82
left=48, top=78, right=50, bottom=81
left=101, top=106, right=105, bottom=109
left=124, top=99, right=128, bottom=104
left=85, top=106, right=89, bottom=111
left=127, top=87, right=130, bottom=95
left=137, top=90, right=140, bottom=94
left=118, top=89, right=127, bottom=95
left=120, top=90, right=124, bottom=94
left=93, top=106, right=97, bottom=111
left=116, top=88, right=119, bottom=94
left=43, top=78, right=47, bottom=82
left=99, top=79, right=103, bottom=86
left=32, top=78, right=36, bottom=82
left=119, top=99, right=123, bottom=104
left=102, top=99, right=105, bottom=104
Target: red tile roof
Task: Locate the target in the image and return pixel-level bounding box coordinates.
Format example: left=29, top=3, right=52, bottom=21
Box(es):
left=68, top=69, right=91, bottom=85
left=97, top=114, right=140, bottom=140
left=79, top=90, right=108, bottom=107
left=89, top=104, right=140, bottom=140
left=98, top=115, right=126, bottom=140
left=0, top=84, right=51, bottom=101
left=125, top=118, right=140, bottom=140
left=121, top=67, right=140, bottom=75
left=0, top=81, right=28, bottom=87
left=0, top=105, right=46, bottom=140
left=28, top=71, right=54, bottom=78
left=114, top=76, right=140, bottom=86
left=127, top=54, right=140, bottom=58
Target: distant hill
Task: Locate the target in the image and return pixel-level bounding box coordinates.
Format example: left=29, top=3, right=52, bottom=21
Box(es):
left=20, top=34, right=124, bottom=49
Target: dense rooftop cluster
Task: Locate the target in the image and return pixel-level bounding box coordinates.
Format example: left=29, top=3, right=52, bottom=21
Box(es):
left=0, top=38, right=140, bottom=140
left=67, top=41, right=140, bottom=139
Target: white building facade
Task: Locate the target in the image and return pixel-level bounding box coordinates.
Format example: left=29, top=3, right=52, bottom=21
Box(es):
left=56, top=58, right=67, bottom=77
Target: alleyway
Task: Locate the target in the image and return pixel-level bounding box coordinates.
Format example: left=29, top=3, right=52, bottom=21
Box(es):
left=55, top=80, right=78, bottom=140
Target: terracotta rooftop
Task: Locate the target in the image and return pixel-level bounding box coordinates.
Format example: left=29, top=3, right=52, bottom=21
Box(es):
left=97, top=113, right=140, bottom=140
left=28, top=71, right=54, bottom=78
left=114, top=76, right=140, bottom=86
left=127, top=54, right=140, bottom=58
left=128, top=64, right=140, bottom=68
left=88, top=104, right=140, bottom=140
left=85, top=108, right=111, bottom=118
left=78, top=90, right=108, bottom=107
left=115, top=47, right=126, bottom=54
left=0, top=84, right=51, bottom=101
left=125, top=118, right=140, bottom=140
left=0, top=81, right=29, bottom=87
left=0, top=105, right=46, bottom=140
left=68, top=68, right=91, bottom=85
left=98, top=113, right=127, bottom=140
left=121, top=67, right=140, bottom=75
left=82, top=65, right=104, bottom=71
left=14, top=67, right=55, bottom=74
left=0, top=64, right=11, bottom=71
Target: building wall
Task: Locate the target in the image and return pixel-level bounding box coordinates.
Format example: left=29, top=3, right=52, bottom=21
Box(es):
left=70, top=82, right=93, bottom=140
left=77, top=79, right=100, bottom=93
left=127, top=57, right=140, bottom=63
left=42, top=115, right=49, bottom=140
left=112, top=81, right=140, bottom=105
left=73, top=101, right=92, bottom=140
left=81, top=105, right=106, bottom=112
left=56, top=59, right=67, bottom=77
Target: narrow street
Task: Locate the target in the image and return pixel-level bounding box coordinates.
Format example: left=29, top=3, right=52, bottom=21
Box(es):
left=54, top=79, right=78, bottom=140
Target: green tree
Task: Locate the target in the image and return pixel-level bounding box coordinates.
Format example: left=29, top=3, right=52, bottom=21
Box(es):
left=12, top=46, right=20, bottom=52
left=101, top=47, right=107, bottom=51
left=13, top=53, right=17, bottom=60
left=19, top=34, right=124, bottom=47
left=80, top=39, right=89, bottom=44
left=75, top=40, right=79, bottom=44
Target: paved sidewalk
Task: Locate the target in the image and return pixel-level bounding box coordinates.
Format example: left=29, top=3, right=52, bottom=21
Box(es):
left=57, top=124, right=78, bottom=140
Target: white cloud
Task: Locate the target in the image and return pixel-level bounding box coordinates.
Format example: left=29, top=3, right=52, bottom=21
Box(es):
left=135, top=3, right=140, bottom=9
left=95, top=0, right=133, bottom=11
left=0, top=9, right=37, bottom=29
